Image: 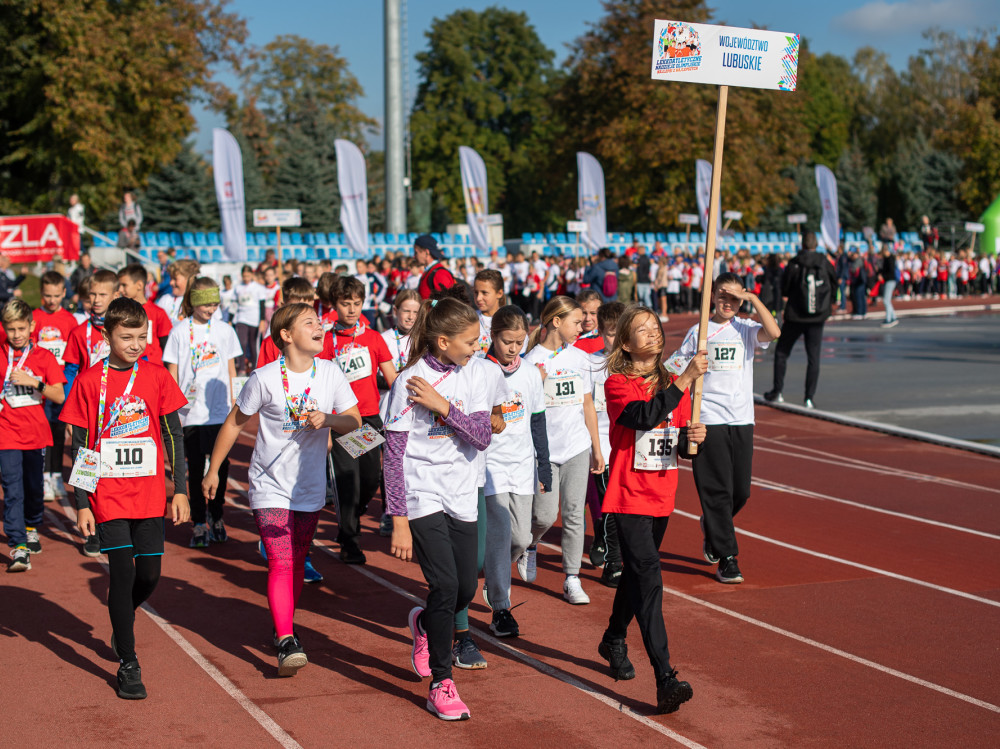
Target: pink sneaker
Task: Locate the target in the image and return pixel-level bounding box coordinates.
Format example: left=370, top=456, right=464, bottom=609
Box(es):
left=427, top=678, right=470, bottom=721
left=408, top=606, right=431, bottom=678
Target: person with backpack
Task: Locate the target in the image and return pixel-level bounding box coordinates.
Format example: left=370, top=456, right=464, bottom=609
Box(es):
left=763, top=231, right=838, bottom=410
left=414, top=235, right=456, bottom=301
left=582, top=250, right=620, bottom=303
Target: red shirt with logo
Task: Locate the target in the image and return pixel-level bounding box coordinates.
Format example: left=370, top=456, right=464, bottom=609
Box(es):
left=330, top=326, right=391, bottom=416
left=31, top=307, right=77, bottom=365
left=142, top=300, right=175, bottom=366
left=60, top=361, right=188, bottom=522
left=64, top=320, right=110, bottom=371
left=0, top=345, right=66, bottom=450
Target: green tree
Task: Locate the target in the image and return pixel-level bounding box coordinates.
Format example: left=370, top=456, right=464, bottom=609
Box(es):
left=836, top=141, right=877, bottom=231
left=797, top=46, right=861, bottom=167
left=270, top=127, right=337, bottom=231
left=142, top=141, right=217, bottom=233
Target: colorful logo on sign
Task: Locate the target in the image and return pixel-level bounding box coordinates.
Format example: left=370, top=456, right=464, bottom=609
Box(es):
left=656, top=22, right=702, bottom=74
left=779, top=34, right=800, bottom=91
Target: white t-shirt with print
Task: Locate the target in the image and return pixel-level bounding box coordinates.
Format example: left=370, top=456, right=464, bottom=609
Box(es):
left=485, top=361, right=545, bottom=496
left=383, top=358, right=491, bottom=522
left=163, top=319, right=243, bottom=426
left=677, top=317, right=768, bottom=425
left=589, top=350, right=611, bottom=461
left=472, top=357, right=511, bottom=486
left=237, top=359, right=358, bottom=512
left=234, top=282, right=268, bottom=327
left=476, top=312, right=492, bottom=358
left=522, top=343, right=594, bottom=465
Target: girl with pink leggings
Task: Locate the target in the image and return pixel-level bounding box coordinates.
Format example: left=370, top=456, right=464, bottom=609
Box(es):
left=204, top=303, right=361, bottom=676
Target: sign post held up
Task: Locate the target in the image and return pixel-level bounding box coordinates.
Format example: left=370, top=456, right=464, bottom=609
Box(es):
left=678, top=213, right=699, bottom=247
left=253, top=209, right=302, bottom=286
left=651, top=20, right=799, bottom=448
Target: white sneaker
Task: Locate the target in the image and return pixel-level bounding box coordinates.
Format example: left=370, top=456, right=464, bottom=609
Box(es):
left=52, top=473, right=66, bottom=498
left=517, top=547, right=537, bottom=583
left=42, top=473, right=54, bottom=502
left=563, top=575, right=590, bottom=605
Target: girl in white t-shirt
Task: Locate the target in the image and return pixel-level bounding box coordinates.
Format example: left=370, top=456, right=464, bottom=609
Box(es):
left=521, top=296, right=604, bottom=606
left=383, top=297, right=493, bottom=721
left=381, top=289, right=421, bottom=371
left=164, top=277, right=243, bottom=549
left=233, top=265, right=269, bottom=372
left=482, top=306, right=551, bottom=638
left=202, top=303, right=362, bottom=677
left=473, top=269, right=505, bottom=358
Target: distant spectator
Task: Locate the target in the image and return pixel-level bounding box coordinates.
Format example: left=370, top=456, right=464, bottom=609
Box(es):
left=116, top=219, right=141, bottom=251
left=414, top=234, right=455, bottom=300
left=0, top=254, right=25, bottom=303
left=879, top=246, right=898, bottom=328
left=256, top=248, right=278, bottom=274
left=616, top=254, right=637, bottom=303
left=878, top=217, right=897, bottom=247
left=634, top=244, right=652, bottom=306
left=118, top=191, right=143, bottom=230
left=67, top=193, right=85, bottom=230
left=582, top=248, right=619, bottom=302
left=68, top=252, right=94, bottom=303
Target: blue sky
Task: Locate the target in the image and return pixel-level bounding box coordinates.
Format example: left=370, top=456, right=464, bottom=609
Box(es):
left=193, top=0, right=999, bottom=152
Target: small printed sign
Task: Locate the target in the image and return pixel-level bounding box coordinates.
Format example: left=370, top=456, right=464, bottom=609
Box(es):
left=336, top=423, right=386, bottom=459
left=787, top=213, right=807, bottom=224
left=678, top=213, right=699, bottom=225
left=253, top=209, right=302, bottom=228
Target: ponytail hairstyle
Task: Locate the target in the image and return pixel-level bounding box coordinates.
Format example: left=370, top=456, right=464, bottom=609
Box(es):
left=180, top=276, right=219, bottom=319
left=606, top=305, right=672, bottom=395
left=526, top=295, right=581, bottom=352
left=403, top=297, right=478, bottom=371
left=489, top=304, right=529, bottom=340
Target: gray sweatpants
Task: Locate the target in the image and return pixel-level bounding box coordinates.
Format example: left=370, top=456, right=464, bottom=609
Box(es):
left=484, top=491, right=533, bottom=611
left=531, top=449, right=590, bottom=576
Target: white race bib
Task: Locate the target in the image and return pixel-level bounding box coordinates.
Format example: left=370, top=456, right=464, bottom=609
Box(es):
left=69, top=447, right=101, bottom=492
left=100, top=437, right=158, bottom=478
left=593, top=382, right=607, bottom=413
left=707, top=339, right=744, bottom=371
left=3, top=383, right=42, bottom=408
left=633, top=426, right=678, bottom=471
left=543, top=372, right=584, bottom=408
left=337, top=346, right=373, bottom=383
left=39, top=340, right=67, bottom=365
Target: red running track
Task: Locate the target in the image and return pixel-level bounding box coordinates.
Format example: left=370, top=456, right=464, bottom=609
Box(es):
left=1, top=405, right=998, bottom=748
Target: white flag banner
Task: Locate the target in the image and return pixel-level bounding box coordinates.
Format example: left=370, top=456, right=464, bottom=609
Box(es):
left=695, top=159, right=721, bottom=235
left=459, top=146, right=490, bottom=252
left=815, top=164, right=840, bottom=251
left=577, top=152, right=608, bottom=250
left=335, top=139, right=369, bottom=256
left=212, top=128, right=247, bottom=262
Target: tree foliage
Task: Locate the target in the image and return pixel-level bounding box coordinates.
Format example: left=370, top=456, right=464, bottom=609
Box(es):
left=142, top=141, right=217, bottom=233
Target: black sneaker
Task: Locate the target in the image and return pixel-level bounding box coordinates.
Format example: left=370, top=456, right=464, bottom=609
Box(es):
left=598, top=637, right=636, bottom=681
left=116, top=660, right=147, bottom=700
left=656, top=670, right=693, bottom=714
left=717, top=556, right=744, bottom=584
left=83, top=535, right=101, bottom=558
left=7, top=546, right=30, bottom=572
left=25, top=527, right=42, bottom=554
left=699, top=517, right=719, bottom=564
left=763, top=390, right=784, bottom=404
left=600, top=561, right=623, bottom=588
left=340, top=544, right=366, bottom=565
left=209, top=518, right=228, bottom=543
left=588, top=537, right=607, bottom=568
left=490, top=608, right=520, bottom=638
left=379, top=513, right=393, bottom=537
left=276, top=635, right=308, bottom=677
left=272, top=628, right=301, bottom=648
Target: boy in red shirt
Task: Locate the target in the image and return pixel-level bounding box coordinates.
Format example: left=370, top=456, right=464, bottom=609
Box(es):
left=329, top=275, right=396, bottom=564
left=117, top=264, right=173, bottom=366
left=258, top=277, right=327, bottom=367
left=32, top=271, right=77, bottom=500
left=2, top=300, right=67, bottom=571
left=574, top=289, right=604, bottom=354
left=63, top=268, right=118, bottom=383
left=61, top=297, right=189, bottom=700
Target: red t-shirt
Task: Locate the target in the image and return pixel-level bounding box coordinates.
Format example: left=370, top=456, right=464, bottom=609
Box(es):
left=602, top=373, right=692, bottom=517
left=142, top=300, right=175, bottom=366
left=60, top=361, right=188, bottom=523
left=64, top=320, right=110, bottom=371
left=31, top=307, right=77, bottom=365
left=417, top=262, right=456, bottom=300
left=257, top=331, right=337, bottom=369
left=0, top=345, right=66, bottom=450
left=574, top=333, right=604, bottom=354
left=315, top=301, right=338, bottom=331
left=330, top=326, right=391, bottom=416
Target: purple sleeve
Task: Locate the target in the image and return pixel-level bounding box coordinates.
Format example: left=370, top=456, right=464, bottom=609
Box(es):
left=383, top=430, right=409, bottom=516
left=443, top=408, right=492, bottom=451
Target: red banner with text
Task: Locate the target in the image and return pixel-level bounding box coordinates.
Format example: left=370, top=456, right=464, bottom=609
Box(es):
left=0, top=214, right=81, bottom=262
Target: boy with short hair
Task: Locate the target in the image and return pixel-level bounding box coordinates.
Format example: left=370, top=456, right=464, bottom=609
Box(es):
left=257, top=277, right=323, bottom=368
left=61, top=297, right=189, bottom=699
left=117, top=264, right=174, bottom=366
left=2, top=300, right=67, bottom=571
left=575, top=289, right=604, bottom=354
left=64, top=268, right=118, bottom=379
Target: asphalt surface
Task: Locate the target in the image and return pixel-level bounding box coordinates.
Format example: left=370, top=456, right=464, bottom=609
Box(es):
left=752, top=311, right=1000, bottom=446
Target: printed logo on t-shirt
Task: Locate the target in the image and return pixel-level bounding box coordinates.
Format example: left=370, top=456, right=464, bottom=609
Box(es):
left=428, top=398, right=464, bottom=439
left=38, top=326, right=63, bottom=343
left=500, top=391, right=525, bottom=424
left=192, top=341, right=220, bottom=371
left=108, top=395, right=149, bottom=438
left=475, top=333, right=490, bottom=358
left=282, top=394, right=319, bottom=432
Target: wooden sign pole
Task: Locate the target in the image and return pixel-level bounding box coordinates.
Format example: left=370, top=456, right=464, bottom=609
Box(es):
left=689, top=84, right=729, bottom=453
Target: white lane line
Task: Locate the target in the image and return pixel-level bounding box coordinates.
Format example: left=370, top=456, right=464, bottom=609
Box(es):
left=536, top=542, right=1000, bottom=715
left=45, top=505, right=302, bottom=749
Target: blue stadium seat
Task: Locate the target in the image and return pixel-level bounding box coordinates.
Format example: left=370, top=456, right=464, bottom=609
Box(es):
left=667, top=232, right=679, bottom=243
left=206, top=232, right=220, bottom=246
left=169, top=232, right=183, bottom=246
left=141, top=232, right=156, bottom=246
left=767, top=232, right=779, bottom=242
left=267, top=232, right=278, bottom=245
left=522, top=233, right=532, bottom=243
left=139, top=248, right=153, bottom=262
left=328, top=233, right=341, bottom=245
left=195, top=232, right=207, bottom=245
left=245, top=247, right=259, bottom=262
left=385, top=233, right=397, bottom=244
left=656, top=232, right=667, bottom=242
left=442, top=233, right=453, bottom=244
left=197, top=249, right=212, bottom=263
left=556, top=233, right=567, bottom=243
left=182, top=232, right=195, bottom=246
left=253, top=232, right=267, bottom=246
left=431, top=233, right=443, bottom=243
left=288, top=232, right=301, bottom=245
left=156, top=232, right=170, bottom=247
left=306, top=247, right=318, bottom=260
left=374, top=233, right=385, bottom=245
left=780, top=232, right=791, bottom=242
left=407, top=233, right=418, bottom=244
left=211, top=249, right=223, bottom=262
left=532, top=233, right=544, bottom=243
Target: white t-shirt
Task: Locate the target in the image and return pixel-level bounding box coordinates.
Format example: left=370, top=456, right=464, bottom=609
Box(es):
left=476, top=312, right=492, bottom=358
left=522, top=343, right=594, bottom=465
left=220, top=288, right=237, bottom=323
left=485, top=362, right=545, bottom=496
left=473, top=358, right=511, bottom=486
left=163, top=318, right=243, bottom=426
left=677, top=317, right=768, bottom=425
left=590, top=350, right=611, bottom=461
left=156, top=294, right=183, bottom=325
left=381, top=328, right=411, bottom=371
left=237, top=359, right=358, bottom=512
left=234, top=282, right=268, bottom=327
left=383, top=358, right=491, bottom=522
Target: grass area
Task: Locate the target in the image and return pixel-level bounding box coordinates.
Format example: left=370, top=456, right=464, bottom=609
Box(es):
left=18, top=273, right=41, bottom=308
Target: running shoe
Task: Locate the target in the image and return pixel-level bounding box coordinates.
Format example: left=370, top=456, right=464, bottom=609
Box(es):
left=276, top=635, right=308, bottom=677
left=589, top=536, right=607, bottom=568
left=272, top=628, right=300, bottom=647
left=598, top=637, right=636, bottom=681
left=656, top=670, right=694, bottom=714
left=489, top=608, right=520, bottom=638
left=408, top=606, right=431, bottom=678
left=452, top=636, right=487, bottom=670
left=481, top=582, right=490, bottom=608
left=600, top=562, right=623, bottom=588
left=563, top=575, right=590, bottom=605
left=339, top=544, right=366, bottom=565
left=7, top=546, right=30, bottom=572
left=717, top=556, right=744, bottom=584
left=303, top=555, right=323, bottom=584
left=700, top=516, right=719, bottom=564
left=83, top=535, right=101, bottom=558
left=209, top=518, right=228, bottom=543
left=258, top=539, right=267, bottom=561
left=762, top=390, right=784, bottom=404
left=52, top=474, right=66, bottom=499
left=25, top=527, right=42, bottom=555
left=379, top=513, right=393, bottom=537
left=43, top=474, right=54, bottom=502
left=426, top=678, right=470, bottom=721
left=517, top=546, right=537, bottom=583
left=190, top=523, right=210, bottom=548
left=116, top=660, right=147, bottom=700
left=804, top=399, right=816, bottom=410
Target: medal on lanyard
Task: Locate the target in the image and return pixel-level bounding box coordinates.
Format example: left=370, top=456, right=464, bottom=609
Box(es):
left=280, top=355, right=317, bottom=430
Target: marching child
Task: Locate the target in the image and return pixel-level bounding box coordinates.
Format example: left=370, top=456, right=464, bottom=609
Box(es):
left=473, top=269, right=505, bottom=357
left=676, top=273, right=780, bottom=584
left=61, top=297, right=190, bottom=699
left=258, top=278, right=322, bottom=368
left=233, top=264, right=269, bottom=373
left=599, top=305, right=707, bottom=714
left=482, top=306, right=551, bottom=637
left=156, top=259, right=201, bottom=324
left=64, top=268, right=118, bottom=380
left=203, top=303, right=361, bottom=677
left=31, top=271, right=76, bottom=500
left=382, top=289, right=421, bottom=371
left=72, top=276, right=91, bottom=324
left=163, top=277, right=242, bottom=548
left=2, top=300, right=66, bottom=571
left=316, top=272, right=339, bottom=332
left=116, top=264, right=174, bottom=366
left=383, top=297, right=494, bottom=720
left=574, top=289, right=604, bottom=354
left=329, top=275, right=396, bottom=564
left=522, top=296, right=604, bottom=605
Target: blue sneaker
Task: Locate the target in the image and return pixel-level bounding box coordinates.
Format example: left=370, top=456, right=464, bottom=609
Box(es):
left=258, top=539, right=267, bottom=561
left=303, top=555, right=323, bottom=584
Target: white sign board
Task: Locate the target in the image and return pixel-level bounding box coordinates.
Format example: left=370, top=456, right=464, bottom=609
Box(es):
left=253, top=209, right=302, bottom=228
left=480, top=213, right=504, bottom=227
left=787, top=213, right=807, bottom=224
left=965, top=222, right=985, bottom=233
left=567, top=221, right=588, bottom=233
left=723, top=210, right=743, bottom=220
left=678, top=213, right=699, bottom=225
left=651, top=20, right=800, bottom=92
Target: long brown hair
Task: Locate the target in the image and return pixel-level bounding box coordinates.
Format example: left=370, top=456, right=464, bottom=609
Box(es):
left=180, top=276, right=219, bottom=319
left=403, top=297, right=478, bottom=371
left=606, top=305, right=672, bottom=395
left=526, top=295, right=580, bottom=352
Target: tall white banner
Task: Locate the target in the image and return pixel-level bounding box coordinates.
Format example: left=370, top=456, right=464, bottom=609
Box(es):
left=577, top=152, right=608, bottom=250
left=212, top=128, right=247, bottom=262
left=695, top=159, right=721, bottom=235
left=335, top=139, right=369, bottom=256
left=815, top=164, right=840, bottom=251
left=459, top=146, right=490, bottom=252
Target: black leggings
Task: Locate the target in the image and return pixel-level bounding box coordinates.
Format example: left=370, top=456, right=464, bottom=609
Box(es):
left=235, top=323, right=259, bottom=371
left=691, top=424, right=753, bottom=559
left=331, top=414, right=383, bottom=550
left=45, top=419, right=65, bottom=474
left=184, top=424, right=229, bottom=525
left=106, top=549, right=161, bottom=662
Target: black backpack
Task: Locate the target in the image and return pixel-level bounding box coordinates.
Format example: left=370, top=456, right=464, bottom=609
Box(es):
left=792, top=260, right=832, bottom=318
